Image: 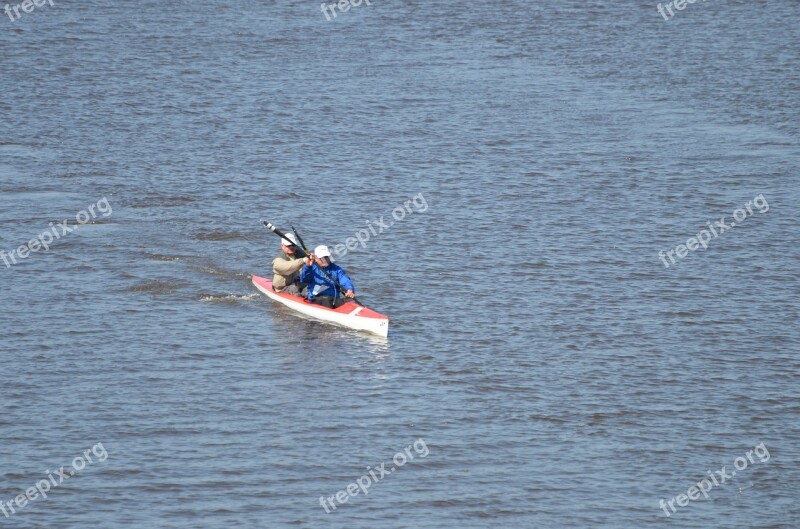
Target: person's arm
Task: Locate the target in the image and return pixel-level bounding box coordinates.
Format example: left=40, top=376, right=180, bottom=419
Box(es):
left=335, top=267, right=355, bottom=294
left=273, top=257, right=304, bottom=275
left=299, top=263, right=314, bottom=284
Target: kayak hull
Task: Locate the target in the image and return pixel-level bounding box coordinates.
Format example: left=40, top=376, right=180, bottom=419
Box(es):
left=251, top=275, right=389, bottom=337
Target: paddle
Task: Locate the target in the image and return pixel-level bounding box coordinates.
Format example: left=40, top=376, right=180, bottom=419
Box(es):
left=262, top=220, right=361, bottom=305
left=290, top=225, right=308, bottom=254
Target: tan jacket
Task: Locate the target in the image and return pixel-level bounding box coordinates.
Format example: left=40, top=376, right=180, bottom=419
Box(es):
left=272, top=251, right=305, bottom=291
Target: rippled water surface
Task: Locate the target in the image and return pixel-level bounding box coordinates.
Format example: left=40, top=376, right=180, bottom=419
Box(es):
left=1, top=1, right=799, bottom=528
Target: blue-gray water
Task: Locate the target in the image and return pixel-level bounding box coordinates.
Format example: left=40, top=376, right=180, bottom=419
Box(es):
left=1, top=1, right=799, bottom=527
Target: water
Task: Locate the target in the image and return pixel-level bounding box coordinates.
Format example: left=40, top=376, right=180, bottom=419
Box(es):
left=1, top=1, right=799, bottom=527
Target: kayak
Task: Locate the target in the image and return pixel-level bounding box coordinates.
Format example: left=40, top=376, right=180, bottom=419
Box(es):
left=251, top=275, right=389, bottom=337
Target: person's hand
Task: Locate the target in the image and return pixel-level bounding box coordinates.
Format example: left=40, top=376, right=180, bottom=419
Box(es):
left=304, top=254, right=314, bottom=266
left=345, top=290, right=355, bottom=298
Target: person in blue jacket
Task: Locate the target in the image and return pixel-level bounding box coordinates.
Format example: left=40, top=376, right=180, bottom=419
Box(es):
left=299, top=245, right=356, bottom=308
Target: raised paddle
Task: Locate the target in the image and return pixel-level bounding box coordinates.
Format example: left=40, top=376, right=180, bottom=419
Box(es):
left=262, top=220, right=361, bottom=305
left=291, top=225, right=309, bottom=254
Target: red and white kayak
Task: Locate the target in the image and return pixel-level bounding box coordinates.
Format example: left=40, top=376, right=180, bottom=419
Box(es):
left=251, top=275, right=389, bottom=337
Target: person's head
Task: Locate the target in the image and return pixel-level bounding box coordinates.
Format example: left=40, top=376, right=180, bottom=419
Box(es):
left=314, top=245, right=332, bottom=267
left=281, top=233, right=298, bottom=255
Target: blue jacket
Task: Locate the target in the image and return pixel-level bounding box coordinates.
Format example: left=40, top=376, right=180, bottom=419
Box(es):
left=300, top=263, right=355, bottom=301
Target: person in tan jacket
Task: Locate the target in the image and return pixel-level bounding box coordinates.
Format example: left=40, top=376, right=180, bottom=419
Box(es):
left=272, top=233, right=312, bottom=296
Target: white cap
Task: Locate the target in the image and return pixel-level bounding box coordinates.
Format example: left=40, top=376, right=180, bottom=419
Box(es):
left=314, top=245, right=332, bottom=260
left=281, top=233, right=298, bottom=247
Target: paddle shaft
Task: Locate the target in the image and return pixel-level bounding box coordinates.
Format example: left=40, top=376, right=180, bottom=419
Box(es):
left=291, top=225, right=309, bottom=254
